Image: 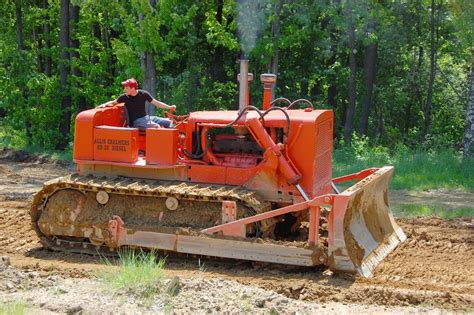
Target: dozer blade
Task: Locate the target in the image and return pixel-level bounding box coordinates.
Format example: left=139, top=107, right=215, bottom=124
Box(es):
left=328, top=166, right=406, bottom=278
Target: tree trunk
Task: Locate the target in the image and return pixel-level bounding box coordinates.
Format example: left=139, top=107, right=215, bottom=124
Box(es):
left=70, top=4, right=87, bottom=112
left=33, top=26, right=44, bottom=73
left=424, top=0, right=437, bottom=138
left=269, top=0, right=284, bottom=99
left=15, top=0, right=32, bottom=144
left=406, top=1, right=424, bottom=136
left=375, top=91, right=383, bottom=138
left=338, top=98, right=347, bottom=139
left=344, top=0, right=357, bottom=145
left=327, top=0, right=341, bottom=110
left=102, top=11, right=114, bottom=86
left=141, top=52, right=157, bottom=115
left=57, top=0, right=71, bottom=150
left=210, top=0, right=226, bottom=83
left=15, top=0, right=24, bottom=51
left=91, top=22, right=101, bottom=65
left=407, top=45, right=424, bottom=134
left=139, top=0, right=157, bottom=115
left=328, top=85, right=337, bottom=108
left=42, top=0, right=52, bottom=76
left=360, top=16, right=377, bottom=136
left=415, top=0, right=424, bottom=113
left=463, top=61, right=474, bottom=157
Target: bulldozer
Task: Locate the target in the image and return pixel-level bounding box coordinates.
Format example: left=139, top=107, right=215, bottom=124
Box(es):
left=30, top=60, right=406, bottom=278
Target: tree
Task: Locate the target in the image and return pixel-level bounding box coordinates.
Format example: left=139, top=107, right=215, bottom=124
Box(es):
left=70, top=3, right=87, bottom=113
left=449, top=0, right=474, bottom=156
left=210, top=0, right=227, bottom=83
left=327, top=0, right=341, bottom=111
left=423, top=0, right=438, bottom=137
left=57, top=0, right=71, bottom=150
left=15, top=0, right=33, bottom=144
left=269, top=0, right=283, bottom=99
left=43, top=0, right=52, bottom=76
left=360, top=5, right=377, bottom=136
left=138, top=0, right=158, bottom=115
left=464, top=65, right=474, bottom=156
left=344, top=0, right=357, bottom=145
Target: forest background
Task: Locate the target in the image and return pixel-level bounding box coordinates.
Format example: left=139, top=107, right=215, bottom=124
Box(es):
left=0, top=0, right=473, bottom=163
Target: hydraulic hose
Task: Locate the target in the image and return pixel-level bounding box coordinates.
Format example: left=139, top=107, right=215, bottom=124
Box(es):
left=270, top=97, right=291, bottom=107
left=223, top=105, right=266, bottom=128
left=288, top=98, right=314, bottom=109
left=182, top=129, right=212, bottom=159
left=262, top=106, right=291, bottom=145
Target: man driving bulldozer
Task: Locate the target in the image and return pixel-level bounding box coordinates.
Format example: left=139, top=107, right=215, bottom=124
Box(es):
left=98, top=78, right=176, bottom=129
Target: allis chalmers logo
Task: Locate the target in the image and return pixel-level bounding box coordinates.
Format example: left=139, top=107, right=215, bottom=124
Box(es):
left=94, top=138, right=130, bottom=152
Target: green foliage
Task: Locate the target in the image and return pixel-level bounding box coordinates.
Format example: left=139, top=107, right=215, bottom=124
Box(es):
left=334, top=134, right=474, bottom=192
left=0, top=0, right=471, bottom=153
left=0, top=120, right=26, bottom=148
left=98, top=249, right=166, bottom=300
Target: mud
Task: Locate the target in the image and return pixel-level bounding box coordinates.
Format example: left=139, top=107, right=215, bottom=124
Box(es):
left=42, top=189, right=243, bottom=230
left=0, top=151, right=473, bottom=312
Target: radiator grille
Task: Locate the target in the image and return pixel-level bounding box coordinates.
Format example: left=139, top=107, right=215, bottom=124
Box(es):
left=313, top=119, right=333, bottom=193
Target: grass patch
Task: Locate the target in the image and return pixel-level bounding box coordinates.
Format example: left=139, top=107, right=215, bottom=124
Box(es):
left=98, top=249, right=166, bottom=300
left=393, top=204, right=474, bottom=219
left=334, top=146, right=474, bottom=192
left=0, top=301, right=26, bottom=315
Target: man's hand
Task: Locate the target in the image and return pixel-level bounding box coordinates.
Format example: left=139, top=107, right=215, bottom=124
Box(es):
left=169, top=105, right=176, bottom=112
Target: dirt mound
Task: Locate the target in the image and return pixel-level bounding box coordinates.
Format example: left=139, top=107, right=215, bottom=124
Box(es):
left=0, top=147, right=70, bottom=166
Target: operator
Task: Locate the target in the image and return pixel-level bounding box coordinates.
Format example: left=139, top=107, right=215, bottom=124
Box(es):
left=98, top=78, right=176, bottom=128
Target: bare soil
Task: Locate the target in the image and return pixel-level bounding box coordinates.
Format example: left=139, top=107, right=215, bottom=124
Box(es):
left=0, top=148, right=473, bottom=313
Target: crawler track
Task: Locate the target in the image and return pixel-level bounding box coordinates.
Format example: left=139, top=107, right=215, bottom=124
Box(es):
left=30, top=174, right=273, bottom=255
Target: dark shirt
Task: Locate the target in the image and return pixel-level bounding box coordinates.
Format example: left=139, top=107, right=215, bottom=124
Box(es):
left=117, top=90, right=153, bottom=123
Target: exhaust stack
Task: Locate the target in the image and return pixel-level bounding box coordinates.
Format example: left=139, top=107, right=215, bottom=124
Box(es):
left=238, top=60, right=253, bottom=111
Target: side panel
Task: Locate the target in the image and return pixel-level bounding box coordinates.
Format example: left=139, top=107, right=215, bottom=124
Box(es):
left=74, top=110, right=95, bottom=160
left=146, top=128, right=179, bottom=165
left=287, top=110, right=333, bottom=198
left=74, top=105, right=127, bottom=160
left=77, top=163, right=188, bottom=181
left=187, top=165, right=227, bottom=183
left=93, top=126, right=139, bottom=163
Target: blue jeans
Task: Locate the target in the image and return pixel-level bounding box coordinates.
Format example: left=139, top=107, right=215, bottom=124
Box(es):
left=133, top=115, right=173, bottom=129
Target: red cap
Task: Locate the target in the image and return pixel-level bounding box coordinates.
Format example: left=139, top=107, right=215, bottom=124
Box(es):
left=121, top=78, right=138, bottom=89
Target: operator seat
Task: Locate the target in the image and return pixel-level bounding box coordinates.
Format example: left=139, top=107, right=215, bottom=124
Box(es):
left=121, top=105, right=147, bottom=153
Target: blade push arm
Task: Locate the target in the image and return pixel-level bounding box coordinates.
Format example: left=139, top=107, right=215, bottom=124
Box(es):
left=245, top=116, right=301, bottom=186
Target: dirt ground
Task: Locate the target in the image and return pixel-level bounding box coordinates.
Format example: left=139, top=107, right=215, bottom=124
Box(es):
left=0, top=148, right=473, bottom=313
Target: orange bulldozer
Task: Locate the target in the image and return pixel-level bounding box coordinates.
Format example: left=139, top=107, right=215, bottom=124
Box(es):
left=31, top=60, right=405, bottom=277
